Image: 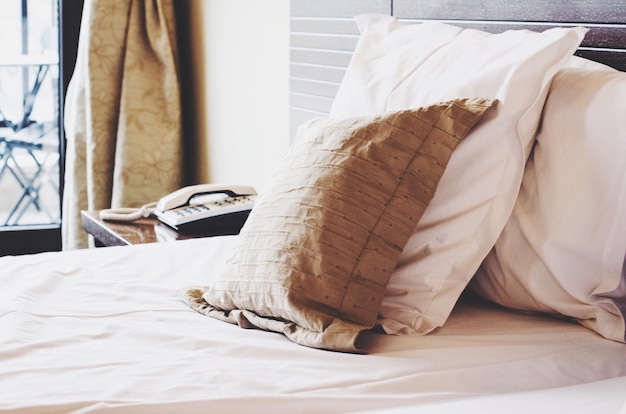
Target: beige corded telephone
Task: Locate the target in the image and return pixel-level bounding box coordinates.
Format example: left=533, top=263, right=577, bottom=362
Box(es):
left=154, top=184, right=256, bottom=233
left=100, top=183, right=256, bottom=235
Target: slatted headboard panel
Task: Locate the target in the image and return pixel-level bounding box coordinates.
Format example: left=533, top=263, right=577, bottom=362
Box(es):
left=289, top=0, right=626, bottom=140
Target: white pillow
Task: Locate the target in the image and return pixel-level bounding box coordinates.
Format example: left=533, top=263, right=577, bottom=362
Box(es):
left=567, top=55, right=616, bottom=71
left=330, top=14, right=586, bottom=335
left=471, top=66, right=626, bottom=343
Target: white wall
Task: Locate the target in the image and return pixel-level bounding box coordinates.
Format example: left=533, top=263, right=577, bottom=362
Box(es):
left=188, top=0, right=291, bottom=192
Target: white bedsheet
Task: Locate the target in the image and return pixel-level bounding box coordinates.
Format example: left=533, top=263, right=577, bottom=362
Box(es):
left=2, top=237, right=626, bottom=413
left=360, top=376, right=626, bottom=414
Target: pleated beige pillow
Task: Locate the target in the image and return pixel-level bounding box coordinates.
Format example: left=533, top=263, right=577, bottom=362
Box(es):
left=182, top=98, right=496, bottom=352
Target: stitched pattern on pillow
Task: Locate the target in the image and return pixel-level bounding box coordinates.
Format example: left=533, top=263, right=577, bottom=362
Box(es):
left=182, top=98, right=496, bottom=352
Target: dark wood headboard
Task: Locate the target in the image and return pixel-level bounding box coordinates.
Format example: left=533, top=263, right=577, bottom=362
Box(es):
left=289, top=0, right=626, bottom=139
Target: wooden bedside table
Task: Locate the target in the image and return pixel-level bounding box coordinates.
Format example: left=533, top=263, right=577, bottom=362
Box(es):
left=81, top=210, right=198, bottom=247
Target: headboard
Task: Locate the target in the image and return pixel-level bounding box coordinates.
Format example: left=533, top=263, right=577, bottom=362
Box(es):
left=289, top=0, right=626, bottom=140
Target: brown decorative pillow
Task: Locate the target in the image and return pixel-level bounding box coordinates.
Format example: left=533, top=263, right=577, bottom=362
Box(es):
left=182, top=98, right=496, bottom=352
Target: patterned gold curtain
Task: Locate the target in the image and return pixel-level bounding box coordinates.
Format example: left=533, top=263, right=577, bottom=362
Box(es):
left=63, top=0, right=183, bottom=249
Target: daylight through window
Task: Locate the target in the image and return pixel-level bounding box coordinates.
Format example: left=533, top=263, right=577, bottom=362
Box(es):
left=0, top=0, right=61, bottom=227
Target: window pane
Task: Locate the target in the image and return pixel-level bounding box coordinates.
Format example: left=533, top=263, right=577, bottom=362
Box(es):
left=0, top=0, right=61, bottom=227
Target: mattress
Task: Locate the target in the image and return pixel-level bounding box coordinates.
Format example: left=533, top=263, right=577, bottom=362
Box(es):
left=2, top=237, right=626, bottom=413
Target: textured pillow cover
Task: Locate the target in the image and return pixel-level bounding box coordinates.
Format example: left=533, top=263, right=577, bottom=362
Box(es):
left=330, top=14, right=587, bottom=335
left=471, top=67, right=626, bottom=343
left=183, top=98, right=496, bottom=352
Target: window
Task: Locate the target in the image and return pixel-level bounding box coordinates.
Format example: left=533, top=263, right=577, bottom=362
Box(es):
left=0, top=0, right=83, bottom=255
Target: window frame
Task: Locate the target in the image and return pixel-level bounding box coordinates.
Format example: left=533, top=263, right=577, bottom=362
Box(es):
left=0, top=0, right=83, bottom=255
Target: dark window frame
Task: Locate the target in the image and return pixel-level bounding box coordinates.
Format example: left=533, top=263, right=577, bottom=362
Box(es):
left=0, top=0, right=83, bottom=256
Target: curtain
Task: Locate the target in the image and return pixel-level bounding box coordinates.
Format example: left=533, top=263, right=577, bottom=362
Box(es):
left=63, top=0, right=183, bottom=249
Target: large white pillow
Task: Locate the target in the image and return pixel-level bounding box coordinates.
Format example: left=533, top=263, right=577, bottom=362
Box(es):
left=330, top=14, right=586, bottom=334
left=471, top=66, right=626, bottom=343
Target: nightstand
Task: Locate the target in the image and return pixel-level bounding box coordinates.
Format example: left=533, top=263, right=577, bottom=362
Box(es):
left=81, top=210, right=198, bottom=247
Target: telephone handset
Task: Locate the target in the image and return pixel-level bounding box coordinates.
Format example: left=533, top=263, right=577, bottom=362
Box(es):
left=154, top=184, right=257, bottom=234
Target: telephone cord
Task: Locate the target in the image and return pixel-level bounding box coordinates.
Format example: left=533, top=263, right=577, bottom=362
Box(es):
left=99, top=202, right=158, bottom=222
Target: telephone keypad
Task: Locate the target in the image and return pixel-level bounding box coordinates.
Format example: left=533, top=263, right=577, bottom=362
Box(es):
left=173, top=195, right=255, bottom=217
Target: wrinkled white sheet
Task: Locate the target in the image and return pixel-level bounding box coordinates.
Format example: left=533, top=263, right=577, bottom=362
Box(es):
left=2, top=237, right=625, bottom=413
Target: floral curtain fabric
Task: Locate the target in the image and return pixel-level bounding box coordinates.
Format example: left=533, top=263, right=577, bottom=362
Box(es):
left=63, top=0, right=182, bottom=249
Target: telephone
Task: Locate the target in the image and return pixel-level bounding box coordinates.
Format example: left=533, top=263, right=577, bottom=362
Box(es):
left=99, top=183, right=257, bottom=236
left=154, top=184, right=257, bottom=234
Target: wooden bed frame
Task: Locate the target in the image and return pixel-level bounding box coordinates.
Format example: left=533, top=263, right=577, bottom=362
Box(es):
left=289, top=0, right=626, bottom=139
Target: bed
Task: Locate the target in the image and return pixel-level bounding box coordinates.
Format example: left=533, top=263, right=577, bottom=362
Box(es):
left=3, top=0, right=626, bottom=412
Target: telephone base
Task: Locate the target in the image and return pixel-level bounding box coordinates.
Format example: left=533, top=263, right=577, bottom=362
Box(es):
left=165, top=210, right=251, bottom=236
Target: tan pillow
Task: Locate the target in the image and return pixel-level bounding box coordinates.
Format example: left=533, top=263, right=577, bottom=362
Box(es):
left=182, top=98, right=496, bottom=352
